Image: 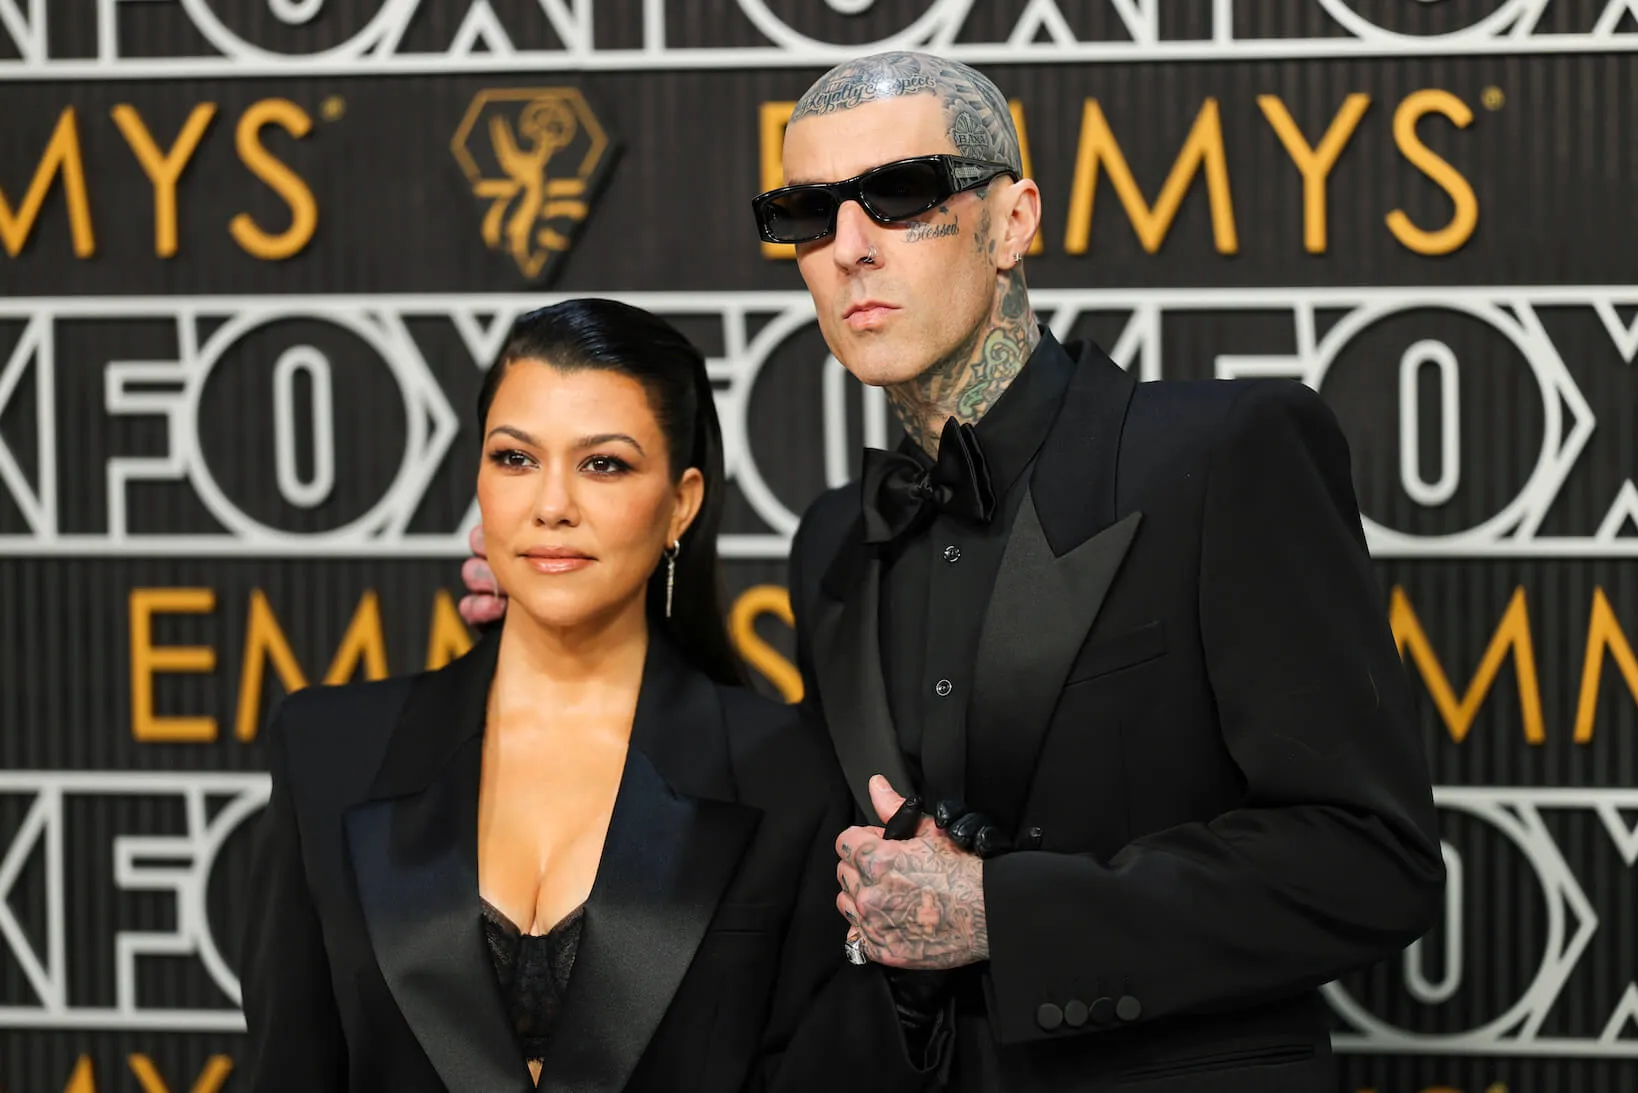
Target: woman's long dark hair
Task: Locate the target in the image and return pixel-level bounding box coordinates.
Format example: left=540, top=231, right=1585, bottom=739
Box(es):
left=476, top=298, right=745, bottom=686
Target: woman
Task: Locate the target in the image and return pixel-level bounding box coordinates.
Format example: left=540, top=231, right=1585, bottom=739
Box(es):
left=238, top=299, right=915, bottom=1093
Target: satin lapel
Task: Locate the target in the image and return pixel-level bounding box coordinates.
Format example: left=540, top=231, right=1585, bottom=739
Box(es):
left=967, top=498, right=1142, bottom=831
left=810, top=522, right=917, bottom=815
left=342, top=634, right=532, bottom=1093
left=965, top=342, right=1143, bottom=833
left=536, top=636, right=761, bottom=1093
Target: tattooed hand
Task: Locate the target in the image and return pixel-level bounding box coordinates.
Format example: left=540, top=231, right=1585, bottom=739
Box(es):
left=836, top=775, right=989, bottom=970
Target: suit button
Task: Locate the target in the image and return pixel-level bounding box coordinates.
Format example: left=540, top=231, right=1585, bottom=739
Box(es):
left=934, top=679, right=953, bottom=697
left=943, top=545, right=962, bottom=563
left=1063, top=999, right=1089, bottom=1028
left=1021, top=825, right=1044, bottom=849
left=1089, top=996, right=1114, bottom=1025
left=1116, top=995, right=1142, bottom=1022
left=1035, top=1003, right=1064, bottom=1031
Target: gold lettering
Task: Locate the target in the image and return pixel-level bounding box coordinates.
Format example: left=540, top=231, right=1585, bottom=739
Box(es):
left=234, top=589, right=389, bottom=741
left=425, top=588, right=475, bottom=670
left=234, top=588, right=309, bottom=742
left=1573, top=587, right=1638, bottom=743
left=759, top=100, right=797, bottom=260
left=1257, top=93, right=1371, bottom=253
left=111, top=103, right=217, bottom=258
left=0, top=108, right=95, bottom=258
left=130, top=588, right=218, bottom=743
left=328, top=589, right=389, bottom=682
left=128, top=1055, right=233, bottom=1093
left=1386, top=89, right=1478, bottom=256
left=729, top=585, right=803, bottom=703
left=1063, top=97, right=1237, bottom=256
left=1008, top=98, right=1044, bottom=257
left=61, top=1056, right=96, bottom=1093
left=230, top=98, right=318, bottom=261
left=1389, top=585, right=1544, bottom=744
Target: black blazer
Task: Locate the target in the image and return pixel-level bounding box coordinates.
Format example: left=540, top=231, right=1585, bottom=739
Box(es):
left=239, top=629, right=915, bottom=1093
left=789, top=335, right=1446, bottom=1091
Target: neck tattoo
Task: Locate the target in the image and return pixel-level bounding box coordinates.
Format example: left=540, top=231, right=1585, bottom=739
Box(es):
left=887, top=272, right=1039, bottom=457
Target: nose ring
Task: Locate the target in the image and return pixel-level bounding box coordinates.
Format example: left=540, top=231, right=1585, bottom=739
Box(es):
left=860, top=245, right=877, bottom=265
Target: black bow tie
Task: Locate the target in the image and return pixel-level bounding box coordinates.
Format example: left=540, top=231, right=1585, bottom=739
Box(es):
left=860, top=417, right=998, bottom=546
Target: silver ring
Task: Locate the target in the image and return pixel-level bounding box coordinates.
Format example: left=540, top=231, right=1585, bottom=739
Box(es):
left=861, top=245, right=877, bottom=265
left=844, top=934, right=868, bottom=965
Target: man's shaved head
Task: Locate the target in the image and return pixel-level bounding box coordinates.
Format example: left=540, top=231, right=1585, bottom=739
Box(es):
left=780, top=51, right=1041, bottom=447
left=790, top=51, right=1021, bottom=173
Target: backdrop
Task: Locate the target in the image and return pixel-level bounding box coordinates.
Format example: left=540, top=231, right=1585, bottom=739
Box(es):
left=2, top=2, right=1636, bottom=1091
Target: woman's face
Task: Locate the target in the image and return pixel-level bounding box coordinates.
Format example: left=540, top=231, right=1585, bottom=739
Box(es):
left=477, top=359, right=703, bottom=634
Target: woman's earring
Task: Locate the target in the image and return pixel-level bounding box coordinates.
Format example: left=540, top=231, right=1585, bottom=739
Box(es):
left=664, top=540, right=681, bottom=618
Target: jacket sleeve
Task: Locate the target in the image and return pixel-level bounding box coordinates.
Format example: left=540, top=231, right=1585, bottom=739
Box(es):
left=979, top=379, right=1446, bottom=1045
left=239, top=698, right=348, bottom=1090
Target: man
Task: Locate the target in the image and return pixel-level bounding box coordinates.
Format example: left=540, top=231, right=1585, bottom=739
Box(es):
left=461, top=51, right=1444, bottom=1091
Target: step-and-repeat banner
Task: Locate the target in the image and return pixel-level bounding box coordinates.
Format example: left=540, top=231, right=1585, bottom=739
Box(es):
left=2, top=2, right=1636, bottom=1090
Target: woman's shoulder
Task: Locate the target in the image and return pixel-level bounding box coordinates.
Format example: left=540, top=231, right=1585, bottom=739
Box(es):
left=264, top=672, right=420, bottom=776
left=713, top=680, right=802, bottom=742
left=272, top=672, right=417, bottom=732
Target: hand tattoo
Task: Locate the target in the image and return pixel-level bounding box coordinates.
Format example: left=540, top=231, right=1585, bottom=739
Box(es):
left=839, top=832, right=989, bottom=970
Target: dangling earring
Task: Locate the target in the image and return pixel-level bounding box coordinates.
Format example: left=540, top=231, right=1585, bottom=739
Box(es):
left=664, top=539, right=681, bottom=618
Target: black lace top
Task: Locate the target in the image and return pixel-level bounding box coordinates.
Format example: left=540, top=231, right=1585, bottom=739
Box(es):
left=480, top=898, right=585, bottom=1065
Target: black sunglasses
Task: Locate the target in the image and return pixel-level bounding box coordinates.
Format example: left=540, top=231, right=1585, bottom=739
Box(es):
left=751, top=154, right=1017, bottom=245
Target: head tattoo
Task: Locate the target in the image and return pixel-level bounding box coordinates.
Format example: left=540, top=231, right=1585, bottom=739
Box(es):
left=790, top=51, right=1022, bottom=173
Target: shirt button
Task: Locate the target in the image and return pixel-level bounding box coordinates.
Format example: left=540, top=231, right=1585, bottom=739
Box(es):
left=943, top=545, right=961, bottom=563
left=934, top=679, right=953, bottom=697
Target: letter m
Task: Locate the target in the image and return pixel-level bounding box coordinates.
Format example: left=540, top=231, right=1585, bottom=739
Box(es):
left=1389, top=585, right=1545, bottom=744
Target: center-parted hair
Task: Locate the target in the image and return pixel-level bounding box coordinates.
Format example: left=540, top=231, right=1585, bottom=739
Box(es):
left=790, top=50, right=1022, bottom=173
left=477, top=298, right=745, bottom=687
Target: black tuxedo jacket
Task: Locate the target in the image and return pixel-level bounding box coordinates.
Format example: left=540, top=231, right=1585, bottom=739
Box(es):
left=239, top=629, right=915, bottom=1093
left=789, top=338, right=1446, bottom=1091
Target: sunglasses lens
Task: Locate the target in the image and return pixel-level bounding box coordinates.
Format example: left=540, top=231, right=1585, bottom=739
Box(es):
left=862, top=160, right=946, bottom=219
left=761, top=190, right=837, bottom=243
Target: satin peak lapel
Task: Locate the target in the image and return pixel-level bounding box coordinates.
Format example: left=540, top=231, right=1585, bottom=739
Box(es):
left=809, top=524, right=916, bottom=815
left=536, top=651, right=760, bottom=1093
left=967, top=494, right=1143, bottom=831
left=343, top=639, right=532, bottom=1093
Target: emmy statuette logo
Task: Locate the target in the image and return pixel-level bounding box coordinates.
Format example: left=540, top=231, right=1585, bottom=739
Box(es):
left=451, top=88, right=615, bottom=281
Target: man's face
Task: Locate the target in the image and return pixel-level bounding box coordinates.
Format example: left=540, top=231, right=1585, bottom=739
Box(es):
left=781, top=96, right=1005, bottom=389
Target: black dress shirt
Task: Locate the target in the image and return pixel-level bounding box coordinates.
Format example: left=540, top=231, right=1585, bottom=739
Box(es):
left=876, top=332, right=1075, bottom=803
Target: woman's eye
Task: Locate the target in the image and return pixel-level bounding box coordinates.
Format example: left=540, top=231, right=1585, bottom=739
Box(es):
left=489, top=449, right=533, bottom=469
left=584, top=455, right=630, bottom=475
